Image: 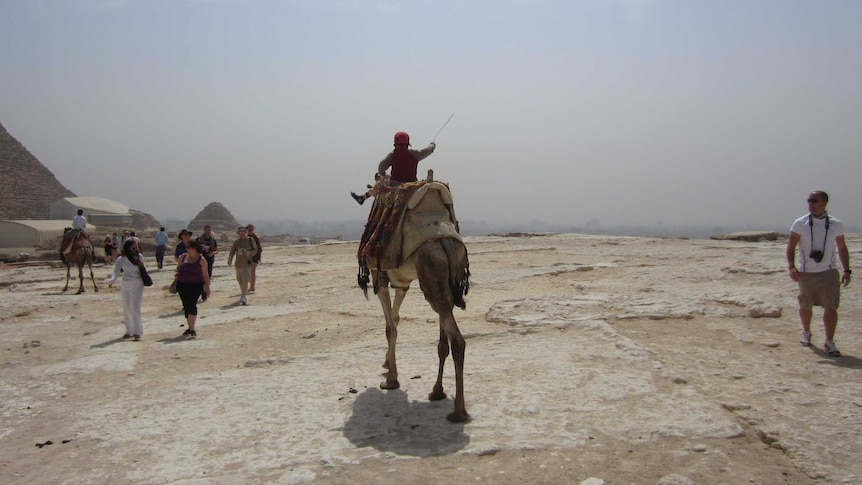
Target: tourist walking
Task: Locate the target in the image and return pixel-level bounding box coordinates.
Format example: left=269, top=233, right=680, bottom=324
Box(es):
left=154, top=227, right=169, bottom=269
left=175, top=240, right=210, bottom=339
left=246, top=224, right=262, bottom=293
left=227, top=226, right=258, bottom=305
left=111, top=232, right=121, bottom=260
left=786, top=190, right=852, bottom=356
left=103, top=235, right=115, bottom=264
left=174, top=229, right=192, bottom=263
left=197, top=225, right=219, bottom=278
left=108, top=239, right=148, bottom=341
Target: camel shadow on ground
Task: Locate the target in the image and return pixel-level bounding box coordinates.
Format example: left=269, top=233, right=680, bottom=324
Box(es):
left=341, top=387, right=469, bottom=457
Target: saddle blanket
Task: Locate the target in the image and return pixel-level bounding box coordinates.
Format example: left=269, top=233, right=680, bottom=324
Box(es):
left=357, top=180, right=461, bottom=271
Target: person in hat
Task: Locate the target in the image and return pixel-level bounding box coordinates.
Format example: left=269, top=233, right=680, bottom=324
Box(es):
left=174, top=229, right=193, bottom=264
left=227, top=226, right=258, bottom=306
left=350, top=131, right=436, bottom=205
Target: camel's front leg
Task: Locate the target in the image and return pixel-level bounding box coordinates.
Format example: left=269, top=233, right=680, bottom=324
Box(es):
left=382, top=286, right=408, bottom=369
left=377, top=284, right=402, bottom=390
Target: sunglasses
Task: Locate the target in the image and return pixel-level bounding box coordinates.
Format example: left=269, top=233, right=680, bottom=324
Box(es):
left=807, top=199, right=822, bottom=203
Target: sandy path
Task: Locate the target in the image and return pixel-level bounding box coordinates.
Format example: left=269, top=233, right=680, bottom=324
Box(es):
left=1, top=234, right=860, bottom=484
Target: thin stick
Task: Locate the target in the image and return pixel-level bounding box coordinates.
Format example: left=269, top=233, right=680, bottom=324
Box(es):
left=432, top=113, right=454, bottom=143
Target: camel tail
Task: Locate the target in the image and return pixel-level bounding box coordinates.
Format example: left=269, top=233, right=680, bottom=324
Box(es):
left=441, top=238, right=469, bottom=310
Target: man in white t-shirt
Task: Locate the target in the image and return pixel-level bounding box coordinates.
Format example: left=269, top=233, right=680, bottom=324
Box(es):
left=786, top=190, right=852, bottom=356
left=60, top=210, right=89, bottom=262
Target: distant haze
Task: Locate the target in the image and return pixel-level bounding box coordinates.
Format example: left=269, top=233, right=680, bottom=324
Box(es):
left=2, top=0, right=861, bottom=233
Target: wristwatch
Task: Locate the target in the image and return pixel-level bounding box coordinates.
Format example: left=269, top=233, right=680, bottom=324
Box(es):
left=844, top=269, right=852, bottom=275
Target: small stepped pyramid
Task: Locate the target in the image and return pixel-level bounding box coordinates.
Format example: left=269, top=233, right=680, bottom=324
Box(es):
left=188, top=202, right=240, bottom=232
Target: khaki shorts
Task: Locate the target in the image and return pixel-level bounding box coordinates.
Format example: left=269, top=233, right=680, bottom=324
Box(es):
left=235, top=266, right=251, bottom=286
left=797, top=269, right=840, bottom=310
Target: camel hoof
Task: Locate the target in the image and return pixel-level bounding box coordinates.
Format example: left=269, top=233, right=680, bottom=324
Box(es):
left=94, top=288, right=100, bottom=292
left=380, top=380, right=400, bottom=390
left=446, top=411, right=470, bottom=423
left=428, top=390, right=447, bottom=401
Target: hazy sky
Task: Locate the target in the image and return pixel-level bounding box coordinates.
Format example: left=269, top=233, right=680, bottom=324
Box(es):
left=2, top=0, right=860, bottom=229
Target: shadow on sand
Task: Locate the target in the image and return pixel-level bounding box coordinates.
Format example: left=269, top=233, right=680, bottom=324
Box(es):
left=810, top=346, right=862, bottom=369
left=158, top=309, right=185, bottom=319
left=157, top=334, right=192, bottom=344
left=89, top=337, right=128, bottom=349
left=341, top=387, right=469, bottom=457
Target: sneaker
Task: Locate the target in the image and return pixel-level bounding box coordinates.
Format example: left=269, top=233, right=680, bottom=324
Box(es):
left=122, top=334, right=132, bottom=339
left=800, top=331, right=812, bottom=347
left=249, top=287, right=255, bottom=293
left=350, top=192, right=367, bottom=205
left=824, top=340, right=841, bottom=357
left=182, top=329, right=192, bottom=336
left=133, top=335, right=141, bottom=341
left=189, top=330, right=197, bottom=339
left=240, top=294, right=247, bottom=305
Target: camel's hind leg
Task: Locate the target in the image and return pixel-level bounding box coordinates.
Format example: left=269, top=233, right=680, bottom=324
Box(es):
left=86, top=251, right=99, bottom=292
left=416, top=240, right=469, bottom=423
left=62, top=262, right=71, bottom=292
left=76, top=261, right=85, bottom=294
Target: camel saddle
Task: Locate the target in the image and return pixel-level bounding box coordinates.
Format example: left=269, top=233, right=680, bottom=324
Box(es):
left=358, top=179, right=462, bottom=276
left=63, top=229, right=92, bottom=251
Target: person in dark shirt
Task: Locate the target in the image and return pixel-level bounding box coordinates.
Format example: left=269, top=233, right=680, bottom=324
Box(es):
left=196, top=225, right=219, bottom=278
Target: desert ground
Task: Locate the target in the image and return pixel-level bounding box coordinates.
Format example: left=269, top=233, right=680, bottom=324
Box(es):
left=1, top=232, right=861, bottom=485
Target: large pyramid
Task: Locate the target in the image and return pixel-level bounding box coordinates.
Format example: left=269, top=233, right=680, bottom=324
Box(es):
left=188, top=202, right=240, bottom=232
left=0, top=122, right=76, bottom=219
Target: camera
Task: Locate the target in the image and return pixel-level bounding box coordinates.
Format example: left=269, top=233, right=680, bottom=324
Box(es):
left=809, top=250, right=824, bottom=263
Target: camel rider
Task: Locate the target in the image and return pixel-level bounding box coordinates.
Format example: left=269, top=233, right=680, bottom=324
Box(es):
left=60, top=209, right=89, bottom=262
left=351, top=131, right=436, bottom=205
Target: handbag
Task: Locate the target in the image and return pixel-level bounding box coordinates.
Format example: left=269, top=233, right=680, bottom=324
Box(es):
left=169, top=276, right=178, bottom=294
left=140, top=266, right=154, bottom=287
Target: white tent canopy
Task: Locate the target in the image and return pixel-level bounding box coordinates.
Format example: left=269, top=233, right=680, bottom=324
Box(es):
left=50, top=197, right=130, bottom=219
left=0, top=220, right=96, bottom=248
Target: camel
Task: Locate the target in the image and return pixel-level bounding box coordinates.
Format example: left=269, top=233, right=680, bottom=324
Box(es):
left=62, top=233, right=99, bottom=294
left=358, top=172, right=471, bottom=422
